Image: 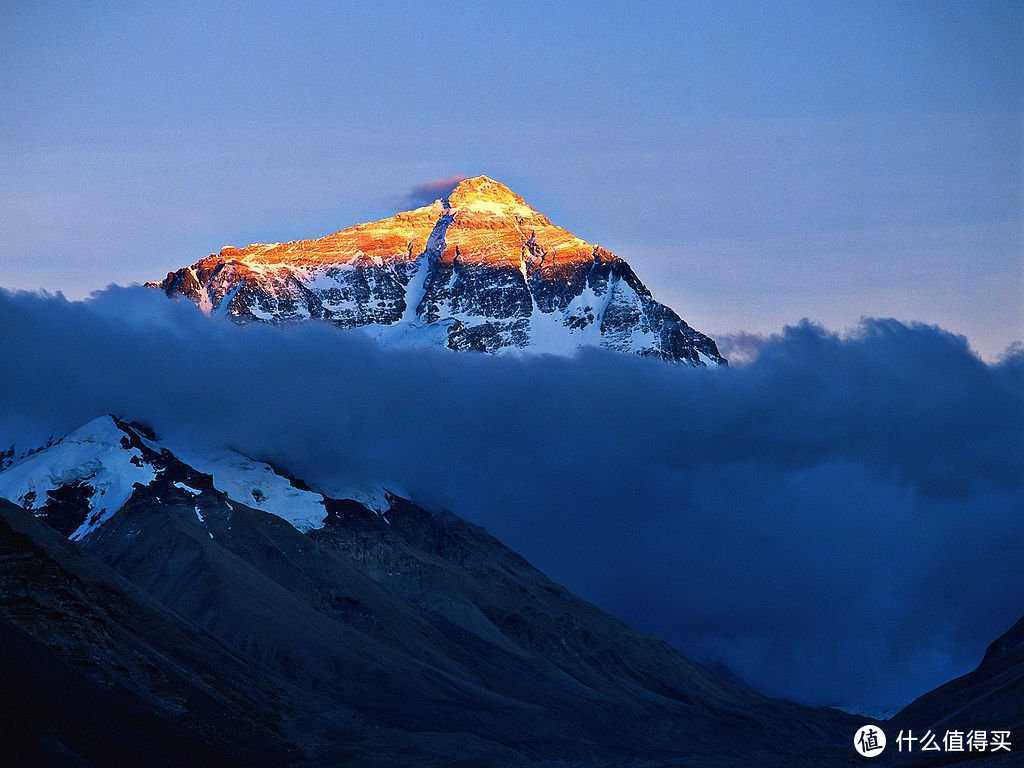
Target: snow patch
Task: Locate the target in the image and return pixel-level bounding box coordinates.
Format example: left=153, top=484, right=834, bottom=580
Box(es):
left=163, top=444, right=328, bottom=532
left=214, top=282, right=244, bottom=318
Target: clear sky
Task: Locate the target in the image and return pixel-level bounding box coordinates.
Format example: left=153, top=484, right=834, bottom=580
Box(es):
left=1, top=0, right=1021, bottom=358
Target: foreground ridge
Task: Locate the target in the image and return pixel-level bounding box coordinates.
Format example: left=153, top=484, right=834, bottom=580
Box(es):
left=152, top=176, right=726, bottom=365
left=0, top=414, right=860, bottom=766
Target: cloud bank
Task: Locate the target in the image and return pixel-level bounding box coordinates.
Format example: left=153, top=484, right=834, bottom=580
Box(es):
left=0, top=286, right=1021, bottom=712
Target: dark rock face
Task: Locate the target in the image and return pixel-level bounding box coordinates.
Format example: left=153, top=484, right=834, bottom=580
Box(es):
left=152, top=176, right=727, bottom=366
left=30, top=480, right=95, bottom=537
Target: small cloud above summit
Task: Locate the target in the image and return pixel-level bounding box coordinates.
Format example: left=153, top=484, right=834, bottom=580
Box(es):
left=403, top=175, right=468, bottom=207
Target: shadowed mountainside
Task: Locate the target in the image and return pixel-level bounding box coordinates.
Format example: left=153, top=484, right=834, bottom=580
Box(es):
left=0, top=417, right=862, bottom=766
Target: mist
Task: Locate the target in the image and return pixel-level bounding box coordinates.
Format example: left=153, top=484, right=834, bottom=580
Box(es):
left=1, top=286, right=1021, bottom=712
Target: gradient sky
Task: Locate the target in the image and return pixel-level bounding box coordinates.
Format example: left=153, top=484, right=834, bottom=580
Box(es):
left=1, top=0, right=1021, bottom=358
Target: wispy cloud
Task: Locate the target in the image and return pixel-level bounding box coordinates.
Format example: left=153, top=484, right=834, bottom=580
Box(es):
left=402, top=175, right=467, bottom=207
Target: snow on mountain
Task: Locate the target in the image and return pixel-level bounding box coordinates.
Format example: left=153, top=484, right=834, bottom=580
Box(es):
left=151, top=176, right=726, bottom=366
left=0, top=415, right=388, bottom=540
left=157, top=443, right=329, bottom=532
left=0, top=416, right=157, bottom=541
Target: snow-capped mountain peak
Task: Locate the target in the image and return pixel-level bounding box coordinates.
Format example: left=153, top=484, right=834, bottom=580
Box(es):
left=0, top=415, right=157, bottom=540
left=151, top=176, right=726, bottom=366
left=445, top=174, right=538, bottom=217
left=0, top=415, right=390, bottom=541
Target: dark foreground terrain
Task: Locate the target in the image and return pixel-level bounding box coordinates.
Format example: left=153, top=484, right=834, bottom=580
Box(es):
left=0, top=482, right=856, bottom=767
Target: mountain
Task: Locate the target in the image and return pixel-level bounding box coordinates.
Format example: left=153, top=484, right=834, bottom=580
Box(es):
left=0, top=415, right=386, bottom=541
left=0, top=415, right=857, bottom=767
left=891, top=615, right=1024, bottom=742
left=152, top=176, right=726, bottom=365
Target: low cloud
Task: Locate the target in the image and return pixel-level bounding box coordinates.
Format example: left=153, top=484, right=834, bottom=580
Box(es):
left=403, top=175, right=467, bottom=207
left=0, top=286, right=1021, bottom=712
left=715, top=331, right=768, bottom=364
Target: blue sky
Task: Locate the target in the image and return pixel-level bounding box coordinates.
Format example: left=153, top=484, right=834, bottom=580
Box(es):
left=1, top=0, right=1021, bottom=357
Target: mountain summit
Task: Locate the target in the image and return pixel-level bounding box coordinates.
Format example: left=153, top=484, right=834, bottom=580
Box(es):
left=153, top=176, right=726, bottom=365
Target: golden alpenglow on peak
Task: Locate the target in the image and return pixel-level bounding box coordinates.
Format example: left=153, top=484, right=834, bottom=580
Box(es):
left=153, top=176, right=726, bottom=366
left=445, top=175, right=537, bottom=217
left=433, top=175, right=593, bottom=269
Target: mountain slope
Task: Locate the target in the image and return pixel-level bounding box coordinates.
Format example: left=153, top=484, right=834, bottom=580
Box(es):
left=152, top=176, right=726, bottom=365
left=892, top=616, right=1024, bottom=738
left=0, top=415, right=857, bottom=766
left=0, top=499, right=294, bottom=767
